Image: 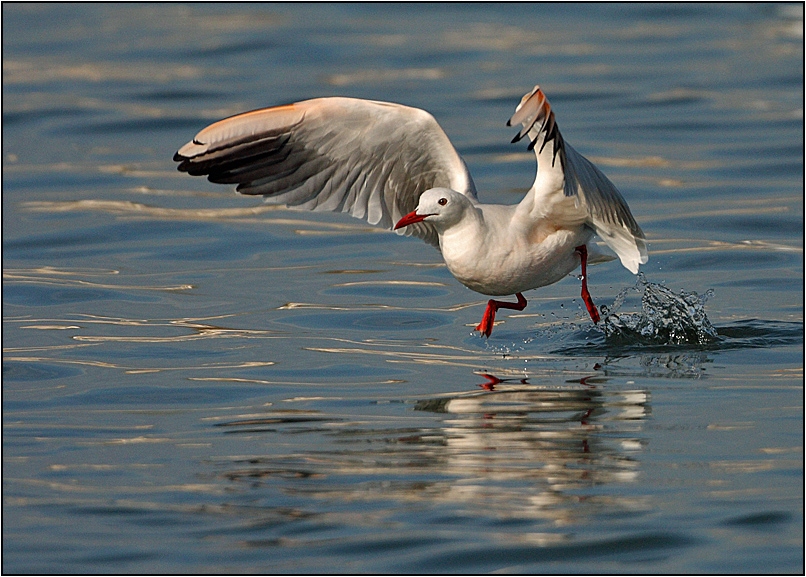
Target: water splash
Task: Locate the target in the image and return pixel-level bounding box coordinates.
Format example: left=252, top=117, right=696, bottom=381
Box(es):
left=600, top=273, right=718, bottom=346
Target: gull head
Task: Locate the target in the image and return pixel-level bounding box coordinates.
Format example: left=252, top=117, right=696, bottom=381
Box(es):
left=394, top=188, right=474, bottom=232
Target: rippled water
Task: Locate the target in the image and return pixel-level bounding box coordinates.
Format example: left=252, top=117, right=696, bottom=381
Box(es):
left=3, top=4, right=803, bottom=573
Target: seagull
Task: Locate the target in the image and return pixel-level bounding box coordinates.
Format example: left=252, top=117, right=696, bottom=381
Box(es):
left=174, top=85, right=647, bottom=337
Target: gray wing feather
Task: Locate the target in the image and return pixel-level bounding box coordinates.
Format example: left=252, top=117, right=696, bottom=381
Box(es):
left=563, top=143, right=644, bottom=237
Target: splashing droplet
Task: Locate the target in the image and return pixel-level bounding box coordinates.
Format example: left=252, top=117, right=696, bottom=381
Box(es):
left=601, top=273, right=718, bottom=345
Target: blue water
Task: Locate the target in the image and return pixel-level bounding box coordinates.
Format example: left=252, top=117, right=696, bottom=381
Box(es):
left=3, top=4, right=803, bottom=573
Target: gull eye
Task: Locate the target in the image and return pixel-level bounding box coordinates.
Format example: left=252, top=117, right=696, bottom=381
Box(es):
left=438, top=198, right=448, bottom=206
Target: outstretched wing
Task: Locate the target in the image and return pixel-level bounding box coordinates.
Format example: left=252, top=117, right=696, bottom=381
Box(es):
left=174, top=97, right=478, bottom=247
left=509, top=86, right=648, bottom=273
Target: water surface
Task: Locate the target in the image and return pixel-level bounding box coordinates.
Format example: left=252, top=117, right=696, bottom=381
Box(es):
left=3, top=3, right=803, bottom=573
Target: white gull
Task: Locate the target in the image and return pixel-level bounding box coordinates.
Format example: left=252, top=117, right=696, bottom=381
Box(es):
left=174, top=85, right=648, bottom=337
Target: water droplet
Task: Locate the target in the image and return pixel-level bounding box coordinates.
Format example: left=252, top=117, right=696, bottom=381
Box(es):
left=599, top=276, right=718, bottom=346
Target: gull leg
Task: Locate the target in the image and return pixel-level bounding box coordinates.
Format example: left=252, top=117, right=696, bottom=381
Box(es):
left=575, top=245, right=600, bottom=324
left=475, top=292, right=527, bottom=338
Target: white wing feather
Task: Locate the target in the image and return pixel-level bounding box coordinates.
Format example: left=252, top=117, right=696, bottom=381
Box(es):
left=509, top=86, right=648, bottom=273
left=175, top=97, right=478, bottom=247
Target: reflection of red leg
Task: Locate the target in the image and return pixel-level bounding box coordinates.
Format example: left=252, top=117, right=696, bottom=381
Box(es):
left=478, top=373, right=501, bottom=390
left=475, top=292, right=527, bottom=338
left=575, top=245, right=600, bottom=324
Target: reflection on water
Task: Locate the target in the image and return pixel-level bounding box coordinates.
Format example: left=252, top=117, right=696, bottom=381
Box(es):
left=598, top=352, right=712, bottom=379
left=216, top=379, right=650, bottom=531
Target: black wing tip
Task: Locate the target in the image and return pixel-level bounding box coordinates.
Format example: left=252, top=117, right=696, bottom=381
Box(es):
left=173, top=154, right=197, bottom=173
left=174, top=149, right=199, bottom=173
left=174, top=159, right=210, bottom=176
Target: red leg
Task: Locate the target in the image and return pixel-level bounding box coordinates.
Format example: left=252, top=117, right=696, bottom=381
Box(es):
left=475, top=292, right=527, bottom=337
left=575, top=245, right=600, bottom=324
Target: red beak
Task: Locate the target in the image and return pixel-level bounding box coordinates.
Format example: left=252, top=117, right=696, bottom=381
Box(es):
left=394, top=210, right=432, bottom=230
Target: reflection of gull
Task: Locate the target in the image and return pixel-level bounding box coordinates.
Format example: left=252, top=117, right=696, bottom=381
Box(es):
left=414, top=384, right=650, bottom=524
left=174, top=85, right=647, bottom=336
left=218, top=381, right=651, bottom=529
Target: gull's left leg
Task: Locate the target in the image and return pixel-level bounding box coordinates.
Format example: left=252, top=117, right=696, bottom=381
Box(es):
left=575, top=245, right=600, bottom=324
left=475, top=292, right=528, bottom=338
